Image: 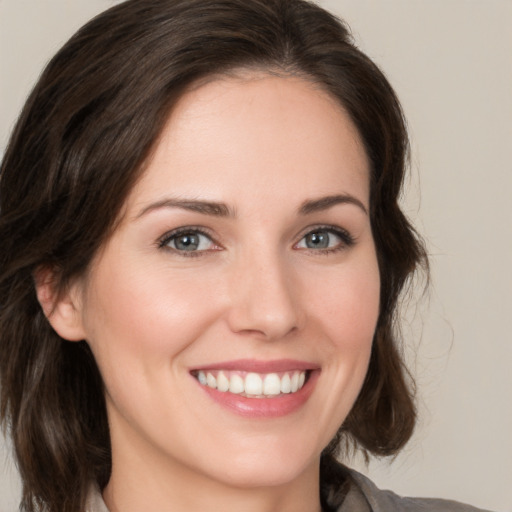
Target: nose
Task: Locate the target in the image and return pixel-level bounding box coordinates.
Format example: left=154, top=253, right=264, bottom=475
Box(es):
left=226, top=250, right=303, bottom=341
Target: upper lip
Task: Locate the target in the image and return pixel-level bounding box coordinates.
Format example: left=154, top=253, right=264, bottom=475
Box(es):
left=191, top=359, right=320, bottom=373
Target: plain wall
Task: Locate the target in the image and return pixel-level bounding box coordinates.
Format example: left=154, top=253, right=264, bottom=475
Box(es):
left=1, top=1, right=511, bottom=511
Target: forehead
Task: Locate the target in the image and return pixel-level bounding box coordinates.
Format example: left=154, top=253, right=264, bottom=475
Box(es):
left=126, top=73, right=370, bottom=214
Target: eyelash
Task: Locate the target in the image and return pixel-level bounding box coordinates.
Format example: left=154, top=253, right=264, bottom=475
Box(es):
left=295, top=225, right=355, bottom=255
left=158, top=226, right=219, bottom=257
left=157, top=225, right=355, bottom=257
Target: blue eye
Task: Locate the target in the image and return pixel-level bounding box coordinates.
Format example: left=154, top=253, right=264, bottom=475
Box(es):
left=296, top=227, right=353, bottom=251
left=160, top=229, right=216, bottom=252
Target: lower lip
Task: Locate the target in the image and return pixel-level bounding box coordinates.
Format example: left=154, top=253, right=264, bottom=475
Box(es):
left=195, top=371, right=319, bottom=418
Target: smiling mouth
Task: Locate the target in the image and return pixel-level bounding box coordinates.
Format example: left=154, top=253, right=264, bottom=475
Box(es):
left=191, top=369, right=311, bottom=398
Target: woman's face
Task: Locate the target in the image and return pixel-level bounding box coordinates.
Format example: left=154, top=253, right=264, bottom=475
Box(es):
left=71, top=74, right=380, bottom=489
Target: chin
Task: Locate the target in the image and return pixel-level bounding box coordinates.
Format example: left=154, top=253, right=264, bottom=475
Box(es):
left=211, top=459, right=313, bottom=489
left=192, top=435, right=322, bottom=489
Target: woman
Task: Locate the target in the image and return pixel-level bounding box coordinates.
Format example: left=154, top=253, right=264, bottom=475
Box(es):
left=0, top=1, right=492, bottom=511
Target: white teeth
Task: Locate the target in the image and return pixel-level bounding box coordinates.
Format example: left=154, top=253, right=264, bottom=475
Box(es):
left=229, top=374, right=244, bottom=394
left=197, top=371, right=207, bottom=385
left=196, top=370, right=308, bottom=397
left=291, top=372, right=300, bottom=392
left=263, top=373, right=281, bottom=396
left=280, top=373, right=291, bottom=393
left=206, top=372, right=217, bottom=388
left=217, top=371, right=230, bottom=392
left=245, top=373, right=263, bottom=395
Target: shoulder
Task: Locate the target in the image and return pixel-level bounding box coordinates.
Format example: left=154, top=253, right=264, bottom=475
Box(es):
left=343, top=466, right=494, bottom=512
left=321, top=455, right=493, bottom=512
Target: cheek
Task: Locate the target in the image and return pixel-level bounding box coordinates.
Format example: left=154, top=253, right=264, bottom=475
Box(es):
left=297, top=253, right=379, bottom=444
left=81, top=261, right=227, bottom=373
left=326, top=270, right=379, bottom=379
left=307, top=257, right=380, bottom=352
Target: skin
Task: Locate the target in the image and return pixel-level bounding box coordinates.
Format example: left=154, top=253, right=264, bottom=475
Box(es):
left=42, top=73, right=380, bottom=512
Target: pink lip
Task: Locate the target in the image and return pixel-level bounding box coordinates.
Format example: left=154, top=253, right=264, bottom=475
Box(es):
left=192, top=364, right=320, bottom=418
left=192, top=358, right=319, bottom=373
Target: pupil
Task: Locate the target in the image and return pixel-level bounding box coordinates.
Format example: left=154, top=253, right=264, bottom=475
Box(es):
left=306, top=232, right=329, bottom=249
left=176, top=234, right=199, bottom=251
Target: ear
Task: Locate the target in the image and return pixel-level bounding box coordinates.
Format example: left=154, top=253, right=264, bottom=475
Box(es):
left=34, top=266, right=87, bottom=342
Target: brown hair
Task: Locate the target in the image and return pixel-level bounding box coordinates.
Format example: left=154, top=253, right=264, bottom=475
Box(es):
left=0, top=0, right=427, bottom=510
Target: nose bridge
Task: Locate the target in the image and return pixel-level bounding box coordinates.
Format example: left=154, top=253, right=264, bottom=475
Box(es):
left=227, top=243, right=301, bottom=340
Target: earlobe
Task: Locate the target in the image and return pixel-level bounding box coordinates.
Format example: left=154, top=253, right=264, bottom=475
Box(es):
left=34, top=267, right=86, bottom=342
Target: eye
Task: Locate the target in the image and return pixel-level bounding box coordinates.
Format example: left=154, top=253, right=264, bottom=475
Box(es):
left=159, top=228, right=218, bottom=253
left=295, top=227, right=354, bottom=252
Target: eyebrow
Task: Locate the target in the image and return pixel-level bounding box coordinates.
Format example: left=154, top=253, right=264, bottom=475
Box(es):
left=136, top=198, right=235, bottom=219
left=136, top=193, right=367, bottom=220
left=299, top=194, right=368, bottom=216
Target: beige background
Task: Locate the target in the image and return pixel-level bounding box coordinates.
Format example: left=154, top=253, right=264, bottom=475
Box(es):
left=1, top=1, right=511, bottom=511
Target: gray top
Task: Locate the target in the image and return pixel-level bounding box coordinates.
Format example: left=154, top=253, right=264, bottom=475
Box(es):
left=86, top=459, right=492, bottom=512
left=336, top=469, right=492, bottom=512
